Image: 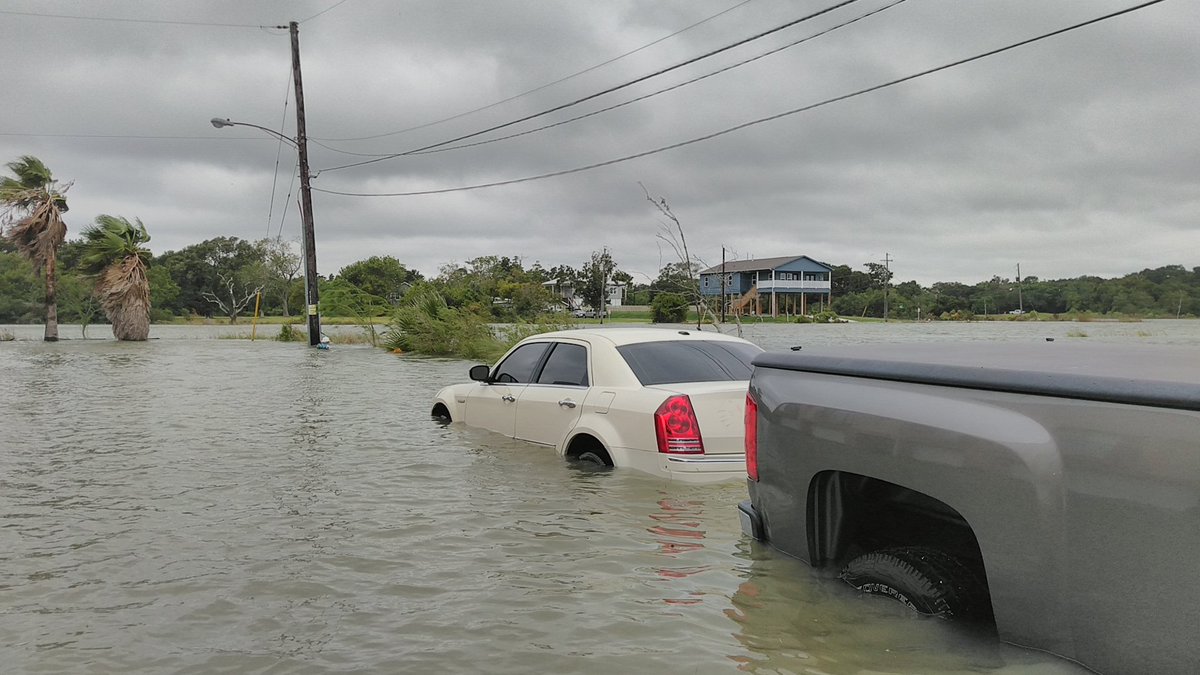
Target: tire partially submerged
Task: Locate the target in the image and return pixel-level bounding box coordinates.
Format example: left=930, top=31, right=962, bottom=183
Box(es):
left=840, top=547, right=989, bottom=621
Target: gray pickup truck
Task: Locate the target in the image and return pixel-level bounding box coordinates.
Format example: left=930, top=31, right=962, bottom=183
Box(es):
left=738, top=341, right=1200, bottom=675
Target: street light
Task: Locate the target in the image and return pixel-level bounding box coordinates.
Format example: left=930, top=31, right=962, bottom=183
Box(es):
left=211, top=116, right=321, bottom=346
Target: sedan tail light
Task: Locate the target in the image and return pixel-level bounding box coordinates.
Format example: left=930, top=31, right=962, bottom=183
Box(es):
left=745, top=393, right=759, bottom=481
left=654, top=395, right=704, bottom=454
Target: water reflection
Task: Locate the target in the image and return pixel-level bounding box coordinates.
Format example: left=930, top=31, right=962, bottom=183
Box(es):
left=648, top=497, right=711, bottom=596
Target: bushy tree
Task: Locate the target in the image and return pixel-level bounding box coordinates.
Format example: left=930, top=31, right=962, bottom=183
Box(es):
left=336, top=255, right=421, bottom=303
left=260, top=237, right=302, bottom=316
left=155, top=236, right=265, bottom=317
left=651, top=292, right=688, bottom=323
left=0, top=250, right=40, bottom=322
left=578, top=249, right=617, bottom=311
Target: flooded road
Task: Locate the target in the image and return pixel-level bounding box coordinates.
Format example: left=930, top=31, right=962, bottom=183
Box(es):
left=4, top=320, right=1192, bottom=673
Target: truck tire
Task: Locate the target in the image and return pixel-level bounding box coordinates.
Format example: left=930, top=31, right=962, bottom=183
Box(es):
left=839, top=547, right=984, bottom=620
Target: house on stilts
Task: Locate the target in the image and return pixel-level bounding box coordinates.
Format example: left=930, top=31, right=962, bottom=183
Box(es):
left=699, top=255, right=833, bottom=317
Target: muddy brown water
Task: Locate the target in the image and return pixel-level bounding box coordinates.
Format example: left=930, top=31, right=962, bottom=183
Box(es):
left=6, top=320, right=1194, bottom=673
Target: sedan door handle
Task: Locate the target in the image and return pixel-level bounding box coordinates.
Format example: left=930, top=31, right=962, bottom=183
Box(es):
left=558, top=399, right=577, bottom=409
left=502, top=394, right=516, bottom=402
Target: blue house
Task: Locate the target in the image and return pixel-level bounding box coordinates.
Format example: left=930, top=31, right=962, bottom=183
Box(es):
left=699, top=255, right=833, bottom=317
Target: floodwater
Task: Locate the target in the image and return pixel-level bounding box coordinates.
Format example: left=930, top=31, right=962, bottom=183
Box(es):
left=3, top=320, right=1195, bottom=674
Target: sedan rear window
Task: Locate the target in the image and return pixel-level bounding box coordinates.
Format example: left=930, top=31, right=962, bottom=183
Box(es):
left=537, top=343, right=589, bottom=387
left=617, top=340, right=762, bottom=385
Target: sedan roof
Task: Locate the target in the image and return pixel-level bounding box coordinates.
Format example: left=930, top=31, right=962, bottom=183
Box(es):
left=525, top=327, right=755, bottom=347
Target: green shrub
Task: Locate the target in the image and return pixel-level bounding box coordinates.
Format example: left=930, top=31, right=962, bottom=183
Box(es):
left=383, top=287, right=504, bottom=360
left=651, top=293, right=688, bottom=323
left=277, top=323, right=306, bottom=342
left=149, top=308, right=175, bottom=323
left=381, top=287, right=573, bottom=360
left=799, top=310, right=840, bottom=323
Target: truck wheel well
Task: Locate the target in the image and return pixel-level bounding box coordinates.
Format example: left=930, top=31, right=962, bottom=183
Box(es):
left=807, top=471, right=987, bottom=577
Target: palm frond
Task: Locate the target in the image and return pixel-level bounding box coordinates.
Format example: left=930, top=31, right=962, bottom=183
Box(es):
left=0, top=156, right=69, bottom=214
left=79, top=215, right=151, bottom=275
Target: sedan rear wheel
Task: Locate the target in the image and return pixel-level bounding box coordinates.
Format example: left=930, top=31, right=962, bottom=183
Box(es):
left=577, top=449, right=610, bottom=466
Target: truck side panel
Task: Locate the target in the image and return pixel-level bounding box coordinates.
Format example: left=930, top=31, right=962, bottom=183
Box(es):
left=751, top=368, right=1074, bottom=654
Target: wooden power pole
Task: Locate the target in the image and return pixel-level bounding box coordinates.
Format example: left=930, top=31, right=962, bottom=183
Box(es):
left=290, top=21, right=321, bottom=346
left=881, top=252, right=892, bottom=322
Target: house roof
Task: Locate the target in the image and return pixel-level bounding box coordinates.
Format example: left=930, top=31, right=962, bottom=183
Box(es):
left=699, top=255, right=832, bottom=275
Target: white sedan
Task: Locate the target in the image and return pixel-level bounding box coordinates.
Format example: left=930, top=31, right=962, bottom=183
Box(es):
left=432, top=328, right=763, bottom=483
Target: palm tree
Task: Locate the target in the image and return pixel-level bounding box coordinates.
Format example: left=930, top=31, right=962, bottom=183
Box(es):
left=78, top=215, right=152, bottom=341
left=0, top=156, right=70, bottom=341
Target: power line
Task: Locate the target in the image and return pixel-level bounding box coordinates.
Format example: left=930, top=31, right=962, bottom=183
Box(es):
left=364, top=0, right=908, bottom=160
left=300, top=0, right=354, bottom=24
left=0, top=8, right=267, bottom=28
left=315, top=0, right=863, bottom=173
left=310, top=0, right=1167, bottom=198
left=266, top=72, right=295, bottom=238
left=0, top=132, right=273, bottom=140
left=277, top=168, right=300, bottom=239
left=315, top=0, right=757, bottom=143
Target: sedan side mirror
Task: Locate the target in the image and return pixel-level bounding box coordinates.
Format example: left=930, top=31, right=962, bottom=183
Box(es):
left=469, top=364, right=491, bottom=382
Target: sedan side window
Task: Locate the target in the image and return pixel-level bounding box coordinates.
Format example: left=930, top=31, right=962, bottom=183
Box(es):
left=493, top=343, right=550, bottom=383
left=536, top=343, right=589, bottom=387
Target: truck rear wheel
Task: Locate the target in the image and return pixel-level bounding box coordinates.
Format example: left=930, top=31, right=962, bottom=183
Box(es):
left=840, top=547, right=984, bottom=620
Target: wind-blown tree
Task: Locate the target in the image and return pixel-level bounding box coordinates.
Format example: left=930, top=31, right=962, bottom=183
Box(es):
left=78, top=215, right=152, bottom=341
left=0, top=155, right=70, bottom=340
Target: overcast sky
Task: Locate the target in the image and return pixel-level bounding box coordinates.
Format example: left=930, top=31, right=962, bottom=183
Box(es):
left=2, top=0, right=1196, bottom=286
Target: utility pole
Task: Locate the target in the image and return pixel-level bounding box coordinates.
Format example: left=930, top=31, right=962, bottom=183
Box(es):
left=598, top=246, right=608, bottom=325
left=720, top=246, right=726, bottom=323
left=881, top=252, right=892, bottom=322
left=290, top=21, right=321, bottom=346
left=1016, top=262, right=1024, bottom=313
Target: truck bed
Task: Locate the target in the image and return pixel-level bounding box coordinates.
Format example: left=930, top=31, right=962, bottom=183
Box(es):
left=753, top=341, right=1200, bottom=410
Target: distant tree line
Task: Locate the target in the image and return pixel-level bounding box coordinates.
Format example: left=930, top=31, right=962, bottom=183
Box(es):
left=828, top=263, right=1200, bottom=319
left=3, top=235, right=1197, bottom=326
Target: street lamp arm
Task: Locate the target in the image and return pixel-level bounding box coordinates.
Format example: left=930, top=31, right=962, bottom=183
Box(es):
left=210, top=117, right=297, bottom=147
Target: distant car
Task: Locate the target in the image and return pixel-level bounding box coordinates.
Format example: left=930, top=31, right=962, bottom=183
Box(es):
left=431, top=328, right=763, bottom=482
left=572, top=309, right=607, bottom=318
left=1007, top=309, right=1026, bottom=315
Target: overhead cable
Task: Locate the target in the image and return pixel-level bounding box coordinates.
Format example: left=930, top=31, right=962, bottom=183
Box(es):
left=310, top=0, right=1167, bottom=198
left=316, top=0, right=757, bottom=142
left=315, top=0, right=863, bottom=172
left=0, top=8, right=267, bottom=28
left=352, top=0, right=908, bottom=159
left=300, top=0, right=354, bottom=24
left=266, top=72, right=295, bottom=238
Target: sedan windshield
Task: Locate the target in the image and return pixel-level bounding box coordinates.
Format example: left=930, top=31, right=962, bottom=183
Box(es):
left=617, top=340, right=762, bottom=385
